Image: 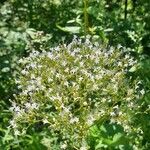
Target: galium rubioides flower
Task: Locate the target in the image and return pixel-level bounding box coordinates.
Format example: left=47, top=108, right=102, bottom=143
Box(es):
left=9, top=36, right=142, bottom=149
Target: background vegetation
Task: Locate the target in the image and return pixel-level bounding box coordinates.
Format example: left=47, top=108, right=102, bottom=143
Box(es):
left=0, top=0, right=150, bottom=149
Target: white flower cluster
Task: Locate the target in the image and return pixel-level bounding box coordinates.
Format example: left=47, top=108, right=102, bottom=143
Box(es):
left=9, top=100, right=39, bottom=136
left=9, top=36, right=141, bottom=149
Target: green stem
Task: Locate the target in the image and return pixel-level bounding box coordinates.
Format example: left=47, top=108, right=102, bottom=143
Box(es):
left=27, top=0, right=33, bottom=26
left=124, top=0, right=128, bottom=20
left=83, top=0, right=89, bottom=36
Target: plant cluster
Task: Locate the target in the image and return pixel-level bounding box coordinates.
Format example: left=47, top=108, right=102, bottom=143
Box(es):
left=9, top=37, right=143, bottom=149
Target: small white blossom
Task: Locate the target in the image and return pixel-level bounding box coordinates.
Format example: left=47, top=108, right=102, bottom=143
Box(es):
left=14, top=130, right=20, bottom=136
left=10, top=120, right=17, bottom=128
left=25, top=102, right=31, bottom=109
left=110, top=111, right=116, bottom=117
left=43, top=118, right=49, bottom=124
left=87, top=115, right=95, bottom=126
left=31, top=102, right=39, bottom=109
left=21, top=69, right=28, bottom=75
left=70, top=117, right=79, bottom=124
left=60, top=143, right=67, bottom=149
left=80, top=146, right=87, bottom=150
left=140, top=89, right=145, bottom=95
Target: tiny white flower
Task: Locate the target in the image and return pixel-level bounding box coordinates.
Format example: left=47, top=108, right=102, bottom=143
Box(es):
left=62, top=61, right=67, bottom=67
left=70, top=117, right=79, bottom=124
left=87, top=115, right=95, bottom=126
left=110, top=111, right=116, bottom=117
left=47, top=52, right=53, bottom=59
left=79, top=62, right=84, bottom=67
left=80, top=146, right=87, bottom=150
left=140, top=89, right=145, bottom=95
left=10, top=120, right=17, bottom=128
left=21, top=69, right=28, bottom=75
left=22, top=90, right=28, bottom=95
left=31, top=102, right=39, bottom=109
left=79, top=77, right=83, bottom=81
left=83, top=102, right=87, bottom=106
left=30, top=63, right=36, bottom=68
left=43, top=118, right=49, bottom=124
left=60, top=143, right=67, bottom=149
left=14, top=130, right=20, bottom=136
left=14, top=106, right=20, bottom=112
left=64, top=68, right=69, bottom=73
left=63, top=107, right=70, bottom=113
left=64, top=81, right=69, bottom=87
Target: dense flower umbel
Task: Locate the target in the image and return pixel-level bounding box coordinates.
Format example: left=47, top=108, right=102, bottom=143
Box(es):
left=9, top=36, right=142, bottom=149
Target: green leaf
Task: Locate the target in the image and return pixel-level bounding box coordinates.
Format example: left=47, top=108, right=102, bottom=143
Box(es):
left=95, top=140, right=107, bottom=149
left=2, top=128, right=14, bottom=143
left=112, top=133, right=123, bottom=144
left=104, top=28, right=113, bottom=32
left=56, top=24, right=80, bottom=33
left=26, top=28, right=37, bottom=39
left=129, top=65, right=137, bottom=72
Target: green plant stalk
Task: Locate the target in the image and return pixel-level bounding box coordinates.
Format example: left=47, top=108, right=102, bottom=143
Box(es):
left=27, top=0, right=33, bottom=26
left=83, top=0, right=89, bottom=35
left=124, top=0, right=128, bottom=20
